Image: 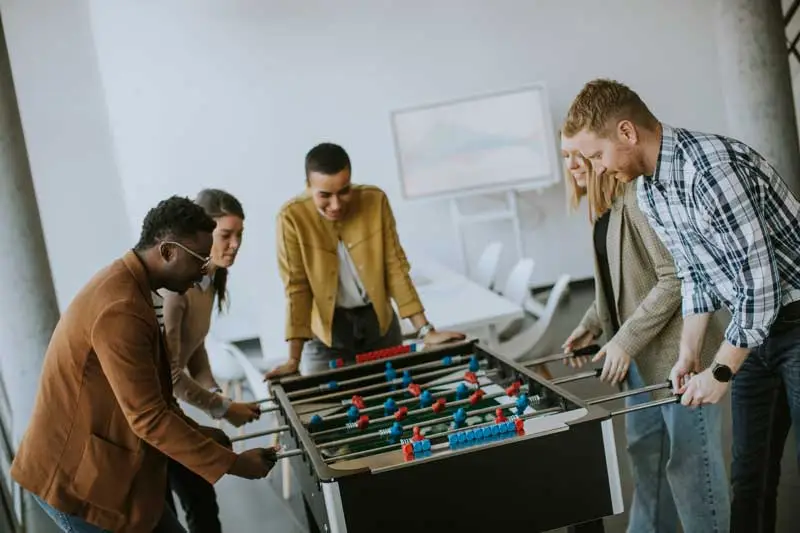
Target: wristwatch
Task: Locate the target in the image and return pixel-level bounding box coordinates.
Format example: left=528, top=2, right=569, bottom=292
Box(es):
left=711, top=361, right=734, bottom=383
left=417, top=323, right=435, bottom=339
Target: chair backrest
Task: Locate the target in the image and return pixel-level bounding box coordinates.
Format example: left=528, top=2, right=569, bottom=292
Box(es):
left=472, top=242, right=503, bottom=290
left=204, top=337, right=247, bottom=382
left=500, top=258, right=535, bottom=306
left=224, top=342, right=271, bottom=402
left=499, top=274, right=572, bottom=361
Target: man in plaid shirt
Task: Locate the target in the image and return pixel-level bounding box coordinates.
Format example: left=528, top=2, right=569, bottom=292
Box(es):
left=563, top=78, right=800, bottom=533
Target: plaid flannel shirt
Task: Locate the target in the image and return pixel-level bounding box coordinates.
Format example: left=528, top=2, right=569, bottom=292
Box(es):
left=637, top=123, right=800, bottom=349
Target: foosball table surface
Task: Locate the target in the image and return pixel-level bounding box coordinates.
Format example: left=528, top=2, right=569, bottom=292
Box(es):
left=269, top=339, right=624, bottom=532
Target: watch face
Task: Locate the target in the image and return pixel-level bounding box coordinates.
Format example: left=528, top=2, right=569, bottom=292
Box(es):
left=713, top=364, right=733, bottom=382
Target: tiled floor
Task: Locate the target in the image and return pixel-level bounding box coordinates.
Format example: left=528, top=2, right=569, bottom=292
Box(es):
left=183, top=281, right=799, bottom=532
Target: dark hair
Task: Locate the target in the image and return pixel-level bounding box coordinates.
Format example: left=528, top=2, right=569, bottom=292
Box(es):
left=134, top=196, right=216, bottom=251
left=305, top=142, right=351, bottom=179
left=194, top=188, right=245, bottom=313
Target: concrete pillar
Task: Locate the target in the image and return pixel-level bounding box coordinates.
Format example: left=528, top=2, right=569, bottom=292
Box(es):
left=0, top=14, right=61, bottom=533
left=714, top=0, right=800, bottom=196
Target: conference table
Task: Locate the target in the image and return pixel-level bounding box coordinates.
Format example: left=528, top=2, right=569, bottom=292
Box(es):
left=400, top=255, right=524, bottom=348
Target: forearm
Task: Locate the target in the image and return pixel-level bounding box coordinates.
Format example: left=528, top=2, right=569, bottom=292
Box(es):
left=680, top=312, right=713, bottom=357
left=288, top=338, right=305, bottom=362
left=408, top=312, right=429, bottom=331
left=713, top=341, right=751, bottom=373
left=187, top=346, right=220, bottom=391
left=172, top=370, right=227, bottom=416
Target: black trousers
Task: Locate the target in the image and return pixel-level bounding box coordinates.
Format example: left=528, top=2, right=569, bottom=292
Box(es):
left=300, top=305, right=403, bottom=374
left=165, top=458, right=222, bottom=533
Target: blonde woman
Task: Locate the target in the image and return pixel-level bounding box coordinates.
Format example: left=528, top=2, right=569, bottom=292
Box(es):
left=560, top=137, right=730, bottom=532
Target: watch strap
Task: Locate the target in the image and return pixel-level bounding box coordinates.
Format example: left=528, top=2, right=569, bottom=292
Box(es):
left=417, top=323, right=435, bottom=339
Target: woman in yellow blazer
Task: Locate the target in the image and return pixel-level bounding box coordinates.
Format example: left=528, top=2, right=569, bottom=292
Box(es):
left=560, top=135, right=730, bottom=533
left=267, top=143, right=464, bottom=377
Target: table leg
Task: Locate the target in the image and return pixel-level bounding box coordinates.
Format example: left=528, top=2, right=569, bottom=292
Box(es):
left=486, top=323, right=499, bottom=349
left=567, top=519, right=605, bottom=532
left=303, top=496, right=321, bottom=533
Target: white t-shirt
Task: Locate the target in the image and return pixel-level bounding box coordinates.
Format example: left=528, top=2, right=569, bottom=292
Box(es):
left=336, top=240, right=370, bottom=309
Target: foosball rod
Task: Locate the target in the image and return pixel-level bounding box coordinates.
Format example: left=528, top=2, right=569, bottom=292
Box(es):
left=550, top=368, right=601, bottom=385
left=522, top=344, right=602, bottom=367
left=309, top=374, right=496, bottom=424
left=324, top=405, right=563, bottom=464
left=610, top=395, right=679, bottom=416
left=284, top=353, right=480, bottom=400
left=311, top=385, right=530, bottom=440
left=291, top=362, right=484, bottom=407
left=255, top=396, right=277, bottom=406
left=585, top=381, right=672, bottom=406
left=229, top=425, right=289, bottom=443
left=318, top=367, right=496, bottom=408
left=316, top=396, right=536, bottom=450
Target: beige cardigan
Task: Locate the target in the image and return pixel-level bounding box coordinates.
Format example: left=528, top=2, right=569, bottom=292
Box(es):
left=579, top=181, right=722, bottom=398
left=163, top=282, right=227, bottom=416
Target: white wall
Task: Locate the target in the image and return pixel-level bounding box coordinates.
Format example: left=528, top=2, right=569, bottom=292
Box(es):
left=3, top=0, right=728, bottom=345
left=1, top=0, right=131, bottom=309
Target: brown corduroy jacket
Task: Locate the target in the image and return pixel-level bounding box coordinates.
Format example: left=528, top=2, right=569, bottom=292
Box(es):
left=10, top=251, right=237, bottom=533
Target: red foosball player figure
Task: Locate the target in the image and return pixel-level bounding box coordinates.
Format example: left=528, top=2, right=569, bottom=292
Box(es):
left=394, top=406, right=409, bottom=421
left=411, top=426, right=424, bottom=442
left=464, top=371, right=479, bottom=384
left=494, top=408, right=507, bottom=424
left=351, top=395, right=366, bottom=409
left=402, top=443, right=415, bottom=461
left=469, top=389, right=485, bottom=405
left=432, top=398, right=447, bottom=413
left=505, top=381, right=522, bottom=397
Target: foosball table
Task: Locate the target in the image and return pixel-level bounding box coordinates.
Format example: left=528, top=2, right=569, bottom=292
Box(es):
left=259, top=339, right=676, bottom=532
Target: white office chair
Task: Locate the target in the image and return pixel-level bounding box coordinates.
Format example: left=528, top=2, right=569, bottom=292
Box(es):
left=496, top=274, right=572, bottom=361
left=205, top=338, right=247, bottom=410
left=496, top=258, right=535, bottom=337
left=472, top=241, right=503, bottom=290
left=499, top=258, right=535, bottom=306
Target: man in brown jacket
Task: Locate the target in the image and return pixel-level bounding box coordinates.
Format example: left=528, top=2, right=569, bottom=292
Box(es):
left=11, top=196, right=276, bottom=533
left=266, top=142, right=465, bottom=378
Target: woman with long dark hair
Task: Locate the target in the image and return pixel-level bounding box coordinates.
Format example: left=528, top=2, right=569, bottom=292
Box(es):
left=163, top=188, right=261, bottom=533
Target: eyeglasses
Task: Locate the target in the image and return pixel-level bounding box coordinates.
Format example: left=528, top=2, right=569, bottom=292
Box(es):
left=162, top=241, right=211, bottom=274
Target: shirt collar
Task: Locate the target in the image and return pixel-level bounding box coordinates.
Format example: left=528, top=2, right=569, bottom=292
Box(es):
left=649, top=122, right=677, bottom=184
left=151, top=290, right=164, bottom=307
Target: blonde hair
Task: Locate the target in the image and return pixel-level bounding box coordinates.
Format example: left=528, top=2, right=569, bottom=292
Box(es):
left=563, top=78, right=658, bottom=138
left=563, top=153, right=625, bottom=222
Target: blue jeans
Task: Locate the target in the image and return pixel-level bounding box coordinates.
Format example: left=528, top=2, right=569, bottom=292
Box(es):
left=730, top=315, right=800, bottom=533
left=624, top=362, right=730, bottom=533
left=34, top=494, right=186, bottom=533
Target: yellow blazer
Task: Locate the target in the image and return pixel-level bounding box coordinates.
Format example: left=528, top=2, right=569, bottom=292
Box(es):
left=276, top=185, right=424, bottom=346
left=579, top=181, right=722, bottom=397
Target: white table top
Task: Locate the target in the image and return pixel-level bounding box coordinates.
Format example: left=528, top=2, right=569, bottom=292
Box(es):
left=401, top=256, right=524, bottom=335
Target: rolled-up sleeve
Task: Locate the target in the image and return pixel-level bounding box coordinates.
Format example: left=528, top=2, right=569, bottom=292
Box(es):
left=696, top=163, right=781, bottom=348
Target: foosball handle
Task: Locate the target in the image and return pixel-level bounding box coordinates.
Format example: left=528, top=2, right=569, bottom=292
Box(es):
left=572, top=344, right=602, bottom=357
left=609, top=393, right=681, bottom=417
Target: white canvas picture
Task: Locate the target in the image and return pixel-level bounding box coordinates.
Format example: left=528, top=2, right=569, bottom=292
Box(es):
left=391, top=86, right=556, bottom=200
